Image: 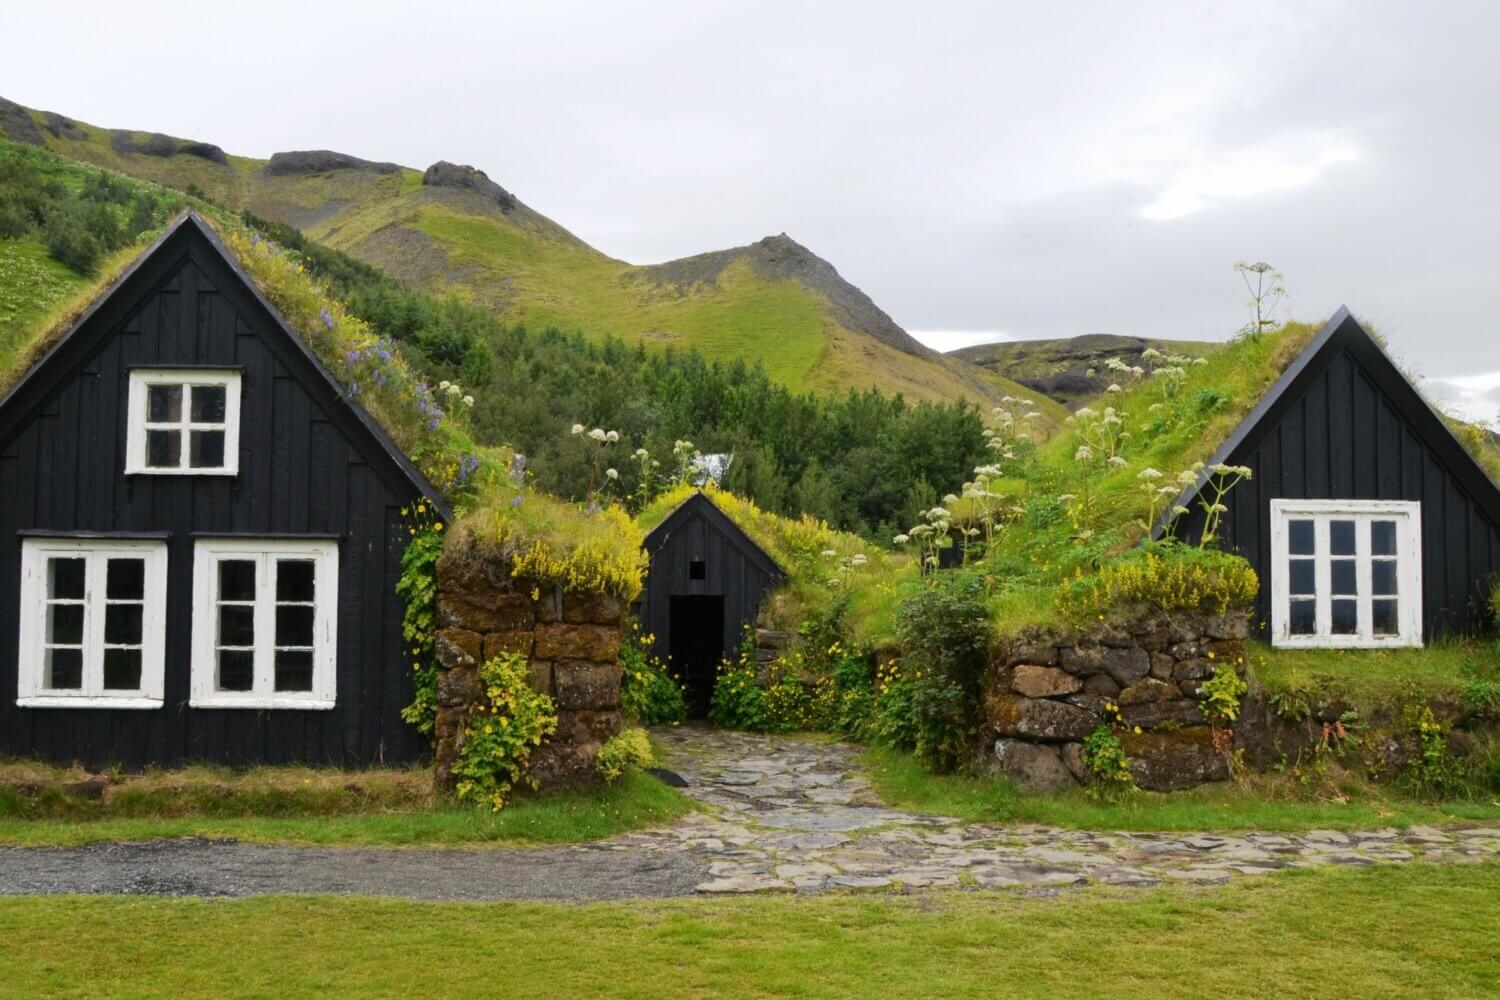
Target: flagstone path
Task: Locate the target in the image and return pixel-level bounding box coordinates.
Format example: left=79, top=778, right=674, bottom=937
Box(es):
left=0, top=725, right=1495, bottom=900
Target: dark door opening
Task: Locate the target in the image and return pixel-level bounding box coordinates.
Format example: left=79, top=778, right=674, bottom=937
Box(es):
left=669, top=595, right=725, bottom=719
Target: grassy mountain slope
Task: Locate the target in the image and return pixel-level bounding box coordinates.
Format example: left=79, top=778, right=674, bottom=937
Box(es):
left=951, top=333, right=1222, bottom=407
left=0, top=97, right=1057, bottom=418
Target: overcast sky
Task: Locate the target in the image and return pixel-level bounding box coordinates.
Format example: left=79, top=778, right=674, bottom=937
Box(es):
left=6, top=1, right=1498, bottom=416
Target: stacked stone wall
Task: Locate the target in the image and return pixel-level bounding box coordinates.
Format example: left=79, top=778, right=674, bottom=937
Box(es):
left=985, top=611, right=1248, bottom=791
left=433, top=552, right=626, bottom=791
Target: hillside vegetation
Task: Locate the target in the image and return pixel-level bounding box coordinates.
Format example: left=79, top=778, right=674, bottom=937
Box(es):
left=0, top=97, right=1051, bottom=413
left=0, top=140, right=1008, bottom=539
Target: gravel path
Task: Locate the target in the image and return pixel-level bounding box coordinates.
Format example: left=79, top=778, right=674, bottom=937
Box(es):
left=1, top=726, right=1496, bottom=900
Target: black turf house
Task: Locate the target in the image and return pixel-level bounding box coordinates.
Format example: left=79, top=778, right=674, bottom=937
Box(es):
left=639, top=492, right=783, bottom=716
left=1166, top=307, right=1500, bottom=647
left=0, top=214, right=448, bottom=768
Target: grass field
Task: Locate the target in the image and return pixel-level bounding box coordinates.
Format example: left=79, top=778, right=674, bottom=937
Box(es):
left=0, top=769, right=692, bottom=847
left=863, top=745, right=1500, bottom=832
left=1, top=864, right=1495, bottom=998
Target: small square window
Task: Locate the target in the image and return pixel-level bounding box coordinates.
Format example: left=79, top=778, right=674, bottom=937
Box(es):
left=127, top=370, right=241, bottom=475
left=689, top=559, right=706, bottom=580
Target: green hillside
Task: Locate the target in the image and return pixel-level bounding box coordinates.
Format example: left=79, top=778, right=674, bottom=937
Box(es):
left=0, top=97, right=1058, bottom=418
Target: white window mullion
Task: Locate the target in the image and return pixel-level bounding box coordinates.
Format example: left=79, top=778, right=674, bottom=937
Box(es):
left=254, top=554, right=275, bottom=699
left=83, top=553, right=103, bottom=698
left=1314, top=518, right=1331, bottom=640
left=1356, top=515, right=1372, bottom=642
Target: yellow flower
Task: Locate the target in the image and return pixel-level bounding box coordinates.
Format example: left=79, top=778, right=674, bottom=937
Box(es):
left=1133, top=725, right=1142, bottom=734
left=417, top=503, right=426, bottom=514
left=401, top=507, right=409, bottom=517
left=435, top=522, right=444, bottom=531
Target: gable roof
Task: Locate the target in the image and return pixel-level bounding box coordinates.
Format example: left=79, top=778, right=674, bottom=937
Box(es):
left=643, top=490, right=785, bottom=581
left=0, top=212, right=450, bottom=517
left=1153, top=306, right=1500, bottom=536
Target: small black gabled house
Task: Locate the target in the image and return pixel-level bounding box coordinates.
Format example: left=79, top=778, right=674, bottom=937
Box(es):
left=1166, top=307, right=1500, bottom=647
left=639, top=492, right=783, bottom=716
left=0, top=213, right=448, bottom=769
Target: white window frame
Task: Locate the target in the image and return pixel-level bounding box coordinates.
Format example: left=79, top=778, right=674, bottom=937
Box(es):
left=125, top=369, right=242, bottom=476
left=1270, top=499, right=1423, bottom=648
left=17, top=538, right=168, bottom=709
left=190, top=538, right=338, bottom=709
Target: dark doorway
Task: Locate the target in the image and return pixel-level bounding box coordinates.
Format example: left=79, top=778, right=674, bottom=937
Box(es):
left=669, top=595, right=725, bottom=718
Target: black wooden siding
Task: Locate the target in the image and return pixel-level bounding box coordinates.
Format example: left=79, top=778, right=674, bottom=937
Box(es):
left=0, top=220, right=433, bottom=768
left=639, top=494, right=783, bottom=663
left=1174, top=314, right=1500, bottom=641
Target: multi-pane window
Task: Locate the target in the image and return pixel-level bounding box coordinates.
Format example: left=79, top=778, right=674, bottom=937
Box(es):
left=16, top=539, right=167, bottom=708
left=125, top=370, right=241, bottom=475
left=1271, top=500, right=1422, bottom=647
left=190, top=539, right=338, bottom=709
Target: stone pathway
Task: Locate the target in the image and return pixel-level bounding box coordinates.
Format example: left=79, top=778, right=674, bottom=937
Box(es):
left=0, top=726, right=1495, bottom=900
left=634, top=726, right=1500, bottom=894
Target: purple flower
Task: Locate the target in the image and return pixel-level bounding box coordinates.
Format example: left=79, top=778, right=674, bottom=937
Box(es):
left=427, top=418, right=440, bottom=430
left=510, top=496, right=524, bottom=509
left=321, top=308, right=334, bottom=331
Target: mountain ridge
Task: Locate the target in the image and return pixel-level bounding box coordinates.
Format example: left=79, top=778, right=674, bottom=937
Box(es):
left=0, top=95, right=1059, bottom=418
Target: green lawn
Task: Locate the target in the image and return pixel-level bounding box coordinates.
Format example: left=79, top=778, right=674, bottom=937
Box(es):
left=864, top=745, right=1500, bottom=832
left=1, top=864, right=1495, bottom=998
left=0, top=771, right=692, bottom=847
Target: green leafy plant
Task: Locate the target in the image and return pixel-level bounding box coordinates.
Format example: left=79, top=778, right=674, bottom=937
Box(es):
left=396, top=503, right=445, bottom=739
left=1081, top=725, right=1135, bottom=800
left=1200, top=666, right=1249, bottom=725
left=594, top=727, right=654, bottom=784
left=452, top=652, right=558, bottom=811
left=619, top=626, right=686, bottom=726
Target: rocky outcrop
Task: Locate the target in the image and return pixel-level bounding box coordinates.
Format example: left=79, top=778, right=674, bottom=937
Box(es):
left=266, top=150, right=402, bottom=175
left=949, top=334, right=1220, bottom=406
left=0, top=97, right=44, bottom=145
left=986, top=609, right=1250, bottom=791
left=108, top=130, right=228, bottom=164
left=422, top=160, right=516, bottom=210
left=432, top=551, right=625, bottom=791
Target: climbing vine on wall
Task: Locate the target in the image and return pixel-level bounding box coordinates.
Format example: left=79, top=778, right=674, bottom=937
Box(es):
left=397, top=501, right=445, bottom=740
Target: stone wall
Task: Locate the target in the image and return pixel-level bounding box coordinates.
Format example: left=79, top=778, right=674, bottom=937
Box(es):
left=432, top=551, right=626, bottom=791
left=984, top=610, right=1249, bottom=792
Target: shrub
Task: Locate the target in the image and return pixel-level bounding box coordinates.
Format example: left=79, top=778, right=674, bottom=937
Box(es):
left=709, top=658, right=769, bottom=731
left=452, top=652, right=558, bottom=810
left=619, top=628, right=686, bottom=726
left=0, top=194, right=30, bottom=239
left=888, top=573, right=990, bottom=772
left=595, top=727, right=654, bottom=783
left=43, top=203, right=103, bottom=274
left=1055, top=545, right=1258, bottom=623
left=1082, top=725, right=1135, bottom=800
